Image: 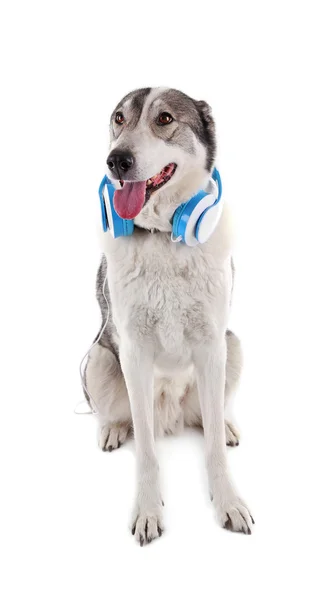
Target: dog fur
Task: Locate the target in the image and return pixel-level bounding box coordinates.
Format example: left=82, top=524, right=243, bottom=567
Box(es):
left=84, top=87, right=253, bottom=544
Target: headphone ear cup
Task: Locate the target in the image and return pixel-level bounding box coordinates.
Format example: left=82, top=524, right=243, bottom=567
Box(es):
left=100, top=195, right=109, bottom=232
left=99, top=176, right=134, bottom=238
left=99, top=176, right=110, bottom=232
left=171, top=170, right=222, bottom=246
left=171, top=190, right=213, bottom=246
left=195, top=201, right=223, bottom=243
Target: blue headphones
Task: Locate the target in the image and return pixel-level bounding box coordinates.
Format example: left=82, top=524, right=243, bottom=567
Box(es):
left=99, top=167, right=222, bottom=246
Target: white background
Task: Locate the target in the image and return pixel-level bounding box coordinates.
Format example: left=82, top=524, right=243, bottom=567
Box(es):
left=1, top=1, right=331, bottom=598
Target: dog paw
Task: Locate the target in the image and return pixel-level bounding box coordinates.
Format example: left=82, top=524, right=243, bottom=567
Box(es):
left=225, top=420, right=240, bottom=447
left=214, top=495, right=254, bottom=534
left=99, top=422, right=131, bottom=452
left=131, top=491, right=164, bottom=546
left=131, top=512, right=164, bottom=546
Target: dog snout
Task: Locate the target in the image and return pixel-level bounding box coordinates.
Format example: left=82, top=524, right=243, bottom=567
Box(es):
left=107, top=150, right=134, bottom=178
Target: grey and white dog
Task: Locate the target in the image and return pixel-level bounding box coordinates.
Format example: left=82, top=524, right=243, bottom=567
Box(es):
left=85, top=87, right=254, bottom=545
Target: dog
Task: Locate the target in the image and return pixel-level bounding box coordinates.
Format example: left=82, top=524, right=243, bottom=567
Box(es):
left=84, top=87, right=254, bottom=545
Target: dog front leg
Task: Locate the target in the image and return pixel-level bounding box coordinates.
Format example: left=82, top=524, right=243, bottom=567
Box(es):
left=194, top=339, right=254, bottom=534
left=120, top=341, right=163, bottom=546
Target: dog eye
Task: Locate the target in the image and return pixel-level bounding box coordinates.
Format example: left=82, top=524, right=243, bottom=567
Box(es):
left=115, top=112, right=125, bottom=125
left=158, top=112, right=173, bottom=125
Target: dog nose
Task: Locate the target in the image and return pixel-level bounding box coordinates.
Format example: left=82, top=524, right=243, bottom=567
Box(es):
left=107, top=150, right=134, bottom=176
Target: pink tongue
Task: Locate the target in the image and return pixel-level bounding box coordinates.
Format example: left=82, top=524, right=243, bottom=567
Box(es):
left=113, top=181, right=147, bottom=219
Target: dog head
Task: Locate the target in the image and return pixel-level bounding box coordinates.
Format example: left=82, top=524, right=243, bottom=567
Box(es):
left=106, top=87, right=216, bottom=230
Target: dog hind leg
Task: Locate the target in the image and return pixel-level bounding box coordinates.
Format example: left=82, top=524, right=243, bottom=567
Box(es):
left=85, top=343, right=132, bottom=451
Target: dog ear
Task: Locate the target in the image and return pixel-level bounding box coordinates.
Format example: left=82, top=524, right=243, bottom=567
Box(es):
left=194, top=100, right=213, bottom=123
left=194, top=100, right=216, bottom=171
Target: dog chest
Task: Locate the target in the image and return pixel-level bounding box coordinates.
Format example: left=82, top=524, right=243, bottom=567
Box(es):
left=106, top=234, right=231, bottom=352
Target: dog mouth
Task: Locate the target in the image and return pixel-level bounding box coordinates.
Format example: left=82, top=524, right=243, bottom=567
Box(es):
left=113, top=163, right=177, bottom=220
left=145, top=163, right=177, bottom=198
